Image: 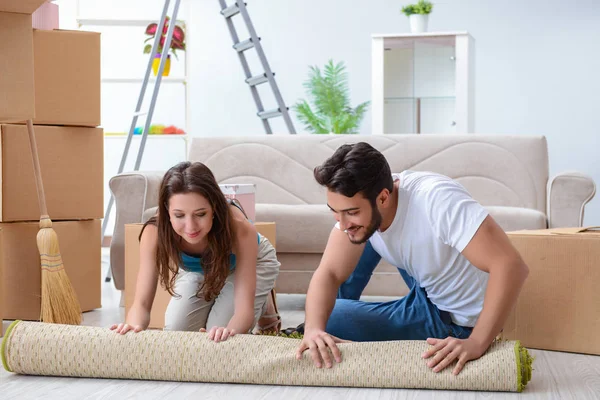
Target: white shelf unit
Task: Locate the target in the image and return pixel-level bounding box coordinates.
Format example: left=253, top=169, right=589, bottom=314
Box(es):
left=371, top=31, right=475, bottom=134
left=76, top=18, right=186, bottom=27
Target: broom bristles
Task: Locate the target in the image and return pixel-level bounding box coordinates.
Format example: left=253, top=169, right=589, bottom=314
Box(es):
left=38, top=217, right=82, bottom=325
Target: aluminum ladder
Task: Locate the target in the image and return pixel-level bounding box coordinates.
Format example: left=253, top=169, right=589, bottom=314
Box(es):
left=219, top=0, right=296, bottom=134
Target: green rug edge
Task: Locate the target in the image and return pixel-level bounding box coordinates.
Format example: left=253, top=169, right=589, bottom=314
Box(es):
left=515, top=340, right=534, bottom=392
left=1, top=320, right=22, bottom=373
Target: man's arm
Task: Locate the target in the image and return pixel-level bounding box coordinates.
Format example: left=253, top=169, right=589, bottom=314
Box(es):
left=304, top=226, right=365, bottom=331
left=423, top=215, right=529, bottom=374
left=297, top=226, right=365, bottom=368
left=461, top=215, right=529, bottom=350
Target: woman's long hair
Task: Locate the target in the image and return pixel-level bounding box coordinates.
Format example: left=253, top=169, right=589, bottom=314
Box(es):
left=140, top=161, right=234, bottom=301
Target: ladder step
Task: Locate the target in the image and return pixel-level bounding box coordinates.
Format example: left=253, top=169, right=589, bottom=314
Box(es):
left=258, top=108, right=286, bottom=119
left=133, top=110, right=148, bottom=117
left=233, top=37, right=259, bottom=52
left=220, top=3, right=244, bottom=18
left=246, top=72, right=272, bottom=87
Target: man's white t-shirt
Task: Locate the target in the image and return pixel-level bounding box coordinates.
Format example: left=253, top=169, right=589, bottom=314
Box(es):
left=351, top=170, right=489, bottom=327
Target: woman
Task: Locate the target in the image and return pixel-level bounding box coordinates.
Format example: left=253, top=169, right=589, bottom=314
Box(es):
left=111, top=161, right=281, bottom=341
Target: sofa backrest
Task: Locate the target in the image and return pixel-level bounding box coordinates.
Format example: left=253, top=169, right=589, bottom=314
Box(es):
left=188, top=134, right=549, bottom=213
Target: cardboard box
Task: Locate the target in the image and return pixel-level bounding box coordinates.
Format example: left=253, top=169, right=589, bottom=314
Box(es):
left=125, top=222, right=276, bottom=329
left=504, top=227, right=600, bottom=355
left=31, top=29, right=101, bottom=127
left=0, top=219, right=101, bottom=321
left=0, top=1, right=47, bottom=122
left=220, top=184, right=256, bottom=222
left=0, top=228, right=3, bottom=336
left=0, top=1, right=48, bottom=14
left=0, top=124, right=104, bottom=222
left=32, top=1, right=59, bottom=30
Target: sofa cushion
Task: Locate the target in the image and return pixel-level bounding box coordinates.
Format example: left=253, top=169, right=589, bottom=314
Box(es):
left=485, top=206, right=547, bottom=231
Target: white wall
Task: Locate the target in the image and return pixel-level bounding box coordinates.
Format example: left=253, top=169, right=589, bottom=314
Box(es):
left=187, top=0, right=600, bottom=226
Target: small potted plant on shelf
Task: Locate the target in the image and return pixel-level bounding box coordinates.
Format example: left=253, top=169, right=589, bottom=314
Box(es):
left=143, top=16, right=186, bottom=77
left=293, top=60, right=369, bottom=134
left=401, top=0, right=433, bottom=33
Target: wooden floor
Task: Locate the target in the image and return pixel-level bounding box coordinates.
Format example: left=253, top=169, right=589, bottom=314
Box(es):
left=1, top=249, right=600, bottom=399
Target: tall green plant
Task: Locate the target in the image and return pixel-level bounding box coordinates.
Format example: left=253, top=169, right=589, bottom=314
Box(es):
left=293, top=60, right=369, bottom=134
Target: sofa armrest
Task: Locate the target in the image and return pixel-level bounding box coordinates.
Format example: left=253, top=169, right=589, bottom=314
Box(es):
left=108, top=171, right=165, bottom=290
left=548, top=171, right=596, bottom=228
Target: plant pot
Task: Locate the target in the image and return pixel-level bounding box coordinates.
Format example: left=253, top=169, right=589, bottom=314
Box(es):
left=152, top=54, right=171, bottom=77
left=409, top=14, right=429, bottom=33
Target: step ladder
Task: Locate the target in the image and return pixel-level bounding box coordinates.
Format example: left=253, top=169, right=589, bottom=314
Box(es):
left=219, top=0, right=296, bottom=134
left=103, top=0, right=296, bottom=283
left=102, top=0, right=182, bottom=282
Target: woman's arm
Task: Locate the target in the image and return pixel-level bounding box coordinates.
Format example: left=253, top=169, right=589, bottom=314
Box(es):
left=111, top=224, right=160, bottom=334
left=227, top=206, right=259, bottom=334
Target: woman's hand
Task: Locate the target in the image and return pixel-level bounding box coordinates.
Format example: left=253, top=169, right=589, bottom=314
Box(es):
left=110, top=307, right=150, bottom=334
left=200, top=326, right=237, bottom=342
left=110, top=322, right=145, bottom=334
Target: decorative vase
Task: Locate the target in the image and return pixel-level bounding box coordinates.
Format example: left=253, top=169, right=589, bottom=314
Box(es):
left=152, top=54, right=171, bottom=77
left=409, top=14, right=429, bottom=33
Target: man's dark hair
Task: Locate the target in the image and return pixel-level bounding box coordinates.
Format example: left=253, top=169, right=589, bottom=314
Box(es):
left=314, top=142, right=393, bottom=205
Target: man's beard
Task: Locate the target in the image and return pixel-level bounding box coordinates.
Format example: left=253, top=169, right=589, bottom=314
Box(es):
left=347, top=205, right=382, bottom=244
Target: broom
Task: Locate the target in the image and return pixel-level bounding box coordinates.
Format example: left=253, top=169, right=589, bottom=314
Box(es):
left=26, top=120, right=82, bottom=325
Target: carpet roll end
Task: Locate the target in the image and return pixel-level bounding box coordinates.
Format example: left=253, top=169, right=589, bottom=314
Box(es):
left=516, top=341, right=534, bottom=392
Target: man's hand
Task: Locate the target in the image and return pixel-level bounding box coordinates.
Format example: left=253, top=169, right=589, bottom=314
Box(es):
left=296, top=329, right=350, bottom=368
left=422, top=337, right=487, bottom=375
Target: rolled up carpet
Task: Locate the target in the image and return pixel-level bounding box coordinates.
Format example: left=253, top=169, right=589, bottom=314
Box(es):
left=1, top=321, right=532, bottom=392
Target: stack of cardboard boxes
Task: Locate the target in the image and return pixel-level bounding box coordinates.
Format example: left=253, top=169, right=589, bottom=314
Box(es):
left=0, top=1, right=103, bottom=334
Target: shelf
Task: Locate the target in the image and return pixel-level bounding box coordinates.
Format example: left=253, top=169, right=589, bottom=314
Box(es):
left=102, top=77, right=187, bottom=84
left=372, top=31, right=469, bottom=39
left=375, top=32, right=471, bottom=50
left=77, top=18, right=186, bottom=27
left=105, top=134, right=188, bottom=140
left=385, top=96, right=455, bottom=102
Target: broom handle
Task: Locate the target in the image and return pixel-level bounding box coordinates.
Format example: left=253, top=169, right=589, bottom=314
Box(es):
left=26, top=120, right=49, bottom=218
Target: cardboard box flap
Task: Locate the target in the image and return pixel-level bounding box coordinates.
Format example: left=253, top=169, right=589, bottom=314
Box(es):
left=0, top=0, right=48, bottom=14
left=508, top=226, right=600, bottom=237
left=549, top=226, right=600, bottom=236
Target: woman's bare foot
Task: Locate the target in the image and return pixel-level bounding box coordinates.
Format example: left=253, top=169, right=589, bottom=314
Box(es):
left=257, top=289, right=281, bottom=334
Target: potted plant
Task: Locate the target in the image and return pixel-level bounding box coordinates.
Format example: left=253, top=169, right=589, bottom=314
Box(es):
left=143, top=17, right=186, bottom=77
left=401, top=0, right=433, bottom=33
left=293, top=60, right=369, bottom=134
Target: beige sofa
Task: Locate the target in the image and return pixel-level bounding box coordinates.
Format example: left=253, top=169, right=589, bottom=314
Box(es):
left=108, top=134, right=596, bottom=297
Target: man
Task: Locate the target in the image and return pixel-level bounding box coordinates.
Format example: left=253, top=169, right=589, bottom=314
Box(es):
left=295, top=142, right=529, bottom=375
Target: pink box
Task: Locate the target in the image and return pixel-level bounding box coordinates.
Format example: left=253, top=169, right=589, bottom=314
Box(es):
left=220, top=183, right=256, bottom=222
left=32, top=1, right=58, bottom=30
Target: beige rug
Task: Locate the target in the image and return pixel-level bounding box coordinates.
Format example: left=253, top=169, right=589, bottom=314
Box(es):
left=2, top=320, right=532, bottom=392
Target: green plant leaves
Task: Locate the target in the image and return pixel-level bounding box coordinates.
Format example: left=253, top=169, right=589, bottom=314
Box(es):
left=401, top=0, right=433, bottom=16
left=293, top=60, right=369, bottom=134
